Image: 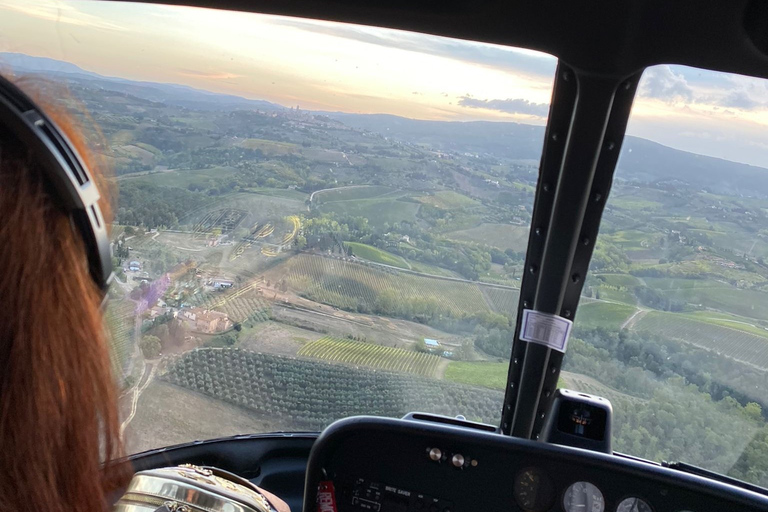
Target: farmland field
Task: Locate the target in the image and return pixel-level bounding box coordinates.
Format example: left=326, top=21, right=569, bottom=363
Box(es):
left=480, top=286, right=520, bottom=315
left=560, top=371, right=646, bottom=405
left=127, top=167, right=238, bottom=188
left=319, top=197, right=420, bottom=228
left=298, top=336, right=441, bottom=377
left=165, top=348, right=503, bottom=430
left=416, top=190, right=479, bottom=209
left=635, top=312, right=768, bottom=369
left=197, top=284, right=271, bottom=324
left=313, top=185, right=393, bottom=203
left=444, top=361, right=508, bottom=390
left=238, top=138, right=298, bottom=155
left=574, top=302, right=638, bottom=330
left=345, top=242, right=410, bottom=269
left=280, top=254, right=491, bottom=316
left=105, top=299, right=137, bottom=382
left=446, top=223, right=529, bottom=251
left=643, top=278, right=768, bottom=320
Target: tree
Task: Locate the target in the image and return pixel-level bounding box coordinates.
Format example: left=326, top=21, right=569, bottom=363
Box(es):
left=140, top=335, right=162, bottom=358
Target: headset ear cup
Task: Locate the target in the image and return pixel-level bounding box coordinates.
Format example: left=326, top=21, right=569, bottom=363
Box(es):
left=0, top=74, right=113, bottom=295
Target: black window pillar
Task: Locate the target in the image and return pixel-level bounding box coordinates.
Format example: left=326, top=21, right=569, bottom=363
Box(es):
left=501, top=64, right=641, bottom=439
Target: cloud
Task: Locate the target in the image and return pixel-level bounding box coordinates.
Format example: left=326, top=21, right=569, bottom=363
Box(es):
left=178, top=69, right=243, bottom=80
left=0, top=1, right=126, bottom=31
left=639, top=65, right=694, bottom=102
left=268, top=17, right=556, bottom=78
left=720, top=90, right=761, bottom=109
left=458, top=95, right=549, bottom=116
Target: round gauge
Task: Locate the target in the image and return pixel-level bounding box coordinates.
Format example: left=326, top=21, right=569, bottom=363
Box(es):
left=513, top=467, right=555, bottom=512
left=616, top=497, right=653, bottom=512
left=616, top=498, right=653, bottom=512
left=563, top=481, right=605, bottom=512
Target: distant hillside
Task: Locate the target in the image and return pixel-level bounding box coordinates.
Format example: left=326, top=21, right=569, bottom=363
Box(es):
left=618, top=136, right=768, bottom=197
left=327, top=112, right=545, bottom=161
left=4, top=53, right=767, bottom=196
left=1, top=52, right=283, bottom=112
left=328, top=112, right=768, bottom=197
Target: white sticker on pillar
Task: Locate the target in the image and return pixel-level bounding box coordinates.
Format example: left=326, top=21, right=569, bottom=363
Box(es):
left=519, top=309, right=573, bottom=353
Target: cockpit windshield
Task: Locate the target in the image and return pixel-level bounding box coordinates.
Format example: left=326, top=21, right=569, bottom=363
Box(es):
left=0, top=0, right=555, bottom=453
left=575, top=65, right=768, bottom=486
left=3, top=0, right=768, bottom=490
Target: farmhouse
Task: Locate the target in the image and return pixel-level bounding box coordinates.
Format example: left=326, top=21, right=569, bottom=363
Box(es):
left=213, top=278, right=234, bottom=289
left=180, top=307, right=232, bottom=334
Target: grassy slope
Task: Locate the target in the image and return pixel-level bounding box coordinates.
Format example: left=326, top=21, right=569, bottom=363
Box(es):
left=444, top=361, right=508, bottom=390
left=345, top=242, right=410, bottom=269
left=574, top=302, right=638, bottom=330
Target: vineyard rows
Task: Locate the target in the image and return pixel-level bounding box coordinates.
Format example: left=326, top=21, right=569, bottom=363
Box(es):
left=195, top=283, right=271, bottom=323
left=480, top=287, right=520, bottom=315
left=563, top=374, right=646, bottom=406
left=284, top=254, right=490, bottom=316
left=281, top=216, right=300, bottom=245
left=191, top=208, right=246, bottom=236
left=164, top=348, right=503, bottom=430
left=230, top=222, right=266, bottom=261
left=635, top=312, right=768, bottom=370
left=106, top=300, right=136, bottom=379
left=298, top=336, right=441, bottom=377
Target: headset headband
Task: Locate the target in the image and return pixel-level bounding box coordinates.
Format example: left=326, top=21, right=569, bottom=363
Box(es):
left=0, top=74, right=113, bottom=293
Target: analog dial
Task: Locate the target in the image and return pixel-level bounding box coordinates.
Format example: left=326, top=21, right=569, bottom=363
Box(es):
left=563, top=481, right=605, bottom=512
left=513, top=468, right=555, bottom=512
left=616, top=497, right=653, bottom=512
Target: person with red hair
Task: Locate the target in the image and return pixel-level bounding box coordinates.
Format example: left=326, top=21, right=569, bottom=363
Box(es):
left=0, top=78, right=131, bottom=512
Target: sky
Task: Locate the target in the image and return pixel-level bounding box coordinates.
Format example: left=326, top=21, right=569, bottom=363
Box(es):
left=0, top=0, right=766, bottom=168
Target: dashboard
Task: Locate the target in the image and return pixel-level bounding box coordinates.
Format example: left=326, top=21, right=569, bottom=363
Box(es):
left=302, top=416, right=768, bottom=512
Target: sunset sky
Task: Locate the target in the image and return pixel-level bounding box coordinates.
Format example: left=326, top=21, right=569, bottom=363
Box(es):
left=0, top=0, right=766, bottom=168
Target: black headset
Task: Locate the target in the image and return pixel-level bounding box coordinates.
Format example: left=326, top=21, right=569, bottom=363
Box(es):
left=0, top=74, right=113, bottom=293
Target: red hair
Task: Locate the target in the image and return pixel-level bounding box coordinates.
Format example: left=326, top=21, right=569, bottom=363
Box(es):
left=0, top=80, right=130, bottom=512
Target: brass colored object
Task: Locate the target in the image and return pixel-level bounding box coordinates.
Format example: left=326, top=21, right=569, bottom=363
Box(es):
left=114, top=465, right=281, bottom=512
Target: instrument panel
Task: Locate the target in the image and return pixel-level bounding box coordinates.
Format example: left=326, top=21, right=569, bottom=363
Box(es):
left=303, top=416, right=768, bottom=512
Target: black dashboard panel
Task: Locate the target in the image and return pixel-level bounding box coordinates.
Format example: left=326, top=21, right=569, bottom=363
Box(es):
left=303, top=417, right=768, bottom=512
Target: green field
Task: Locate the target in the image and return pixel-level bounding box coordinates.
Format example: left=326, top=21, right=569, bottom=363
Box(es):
left=320, top=197, right=420, bottom=229
left=602, top=230, right=658, bottom=251
left=574, top=302, right=638, bottom=330
left=634, top=311, right=768, bottom=369
left=446, top=223, right=529, bottom=251
left=596, top=273, right=643, bottom=288
left=238, top=138, right=298, bottom=155
left=281, top=254, right=492, bottom=316
left=416, top=190, right=479, bottom=209
left=248, top=188, right=309, bottom=201
left=444, top=361, right=508, bottom=389
left=313, top=185, right=393, bottom=202
left=345, top=242, right=410, bottom=269
left=643, top=277, right=768, bottom=320
left=128, top=167, right=237, bottom=188
left=299, top=336, right=441, bottom=377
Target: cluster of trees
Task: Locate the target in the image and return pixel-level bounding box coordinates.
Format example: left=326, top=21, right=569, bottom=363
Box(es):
left=569, top=327, right=768, bottom=410
left=117, top=182, right=210, bottom=228
left=301, top=212, right=499, bottom=281
left=563, top=334, right=768, bottom=486
left=633, top=285, right=686, bottom=312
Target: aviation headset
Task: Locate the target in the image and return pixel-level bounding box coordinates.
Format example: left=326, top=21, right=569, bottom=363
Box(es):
left=0, top=73, right=113, bottom=293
